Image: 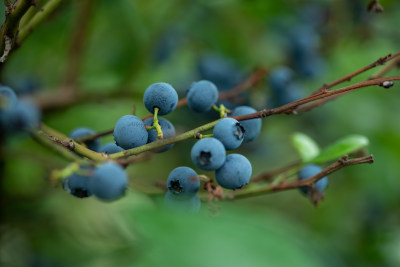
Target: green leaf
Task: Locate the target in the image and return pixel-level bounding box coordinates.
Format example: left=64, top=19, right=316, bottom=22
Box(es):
left=291, top=132, right=320, bottom=162
left=312, top=135, right=369, bottom=163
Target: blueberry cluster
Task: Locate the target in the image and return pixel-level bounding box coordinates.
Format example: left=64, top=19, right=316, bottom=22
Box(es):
left=63, top=161, right=128, bottom=201
left=0, top=86, right=41, bottom=134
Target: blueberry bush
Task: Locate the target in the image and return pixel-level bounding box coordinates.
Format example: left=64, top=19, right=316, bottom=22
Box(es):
left=1, top=0, right=400, bottom=266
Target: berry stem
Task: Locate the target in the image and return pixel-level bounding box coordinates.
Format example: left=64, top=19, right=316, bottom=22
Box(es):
left=153, top=107, right=163, bottom=139
left=212, top=104, right=230, bottom=118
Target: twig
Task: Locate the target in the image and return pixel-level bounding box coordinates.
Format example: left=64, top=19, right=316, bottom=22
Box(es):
left=367, top=0, right=384, bottom=13
left=251, top=160, right=302, bottom=183
left=233, top=155, right=374, bottom=199
left=18, top=0, right=64, bottom=43
left=0, top=0, right=35, bottom=64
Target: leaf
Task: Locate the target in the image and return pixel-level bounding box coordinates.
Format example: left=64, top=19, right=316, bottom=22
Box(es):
left=291, top=132, right=320, bottom=162
left=312, top=135, right=369, bottom=163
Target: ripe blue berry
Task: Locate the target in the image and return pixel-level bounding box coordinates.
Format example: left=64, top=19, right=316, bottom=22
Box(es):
left=99, top=142, right=124, bottom=154
left=69, top=127, right=101, bottom=152
left=167, top=166, right=200, bottom=197
left=143, top=82, right=178, bottom=115
left=191, top=138, right=226, bottom=171
left=144, top=117, right=176, bottom=153
left=164, top=191, right=201, bottom=213
left=0, top=86, right=18, bottom=110
left=62, top=169, right=93, bottom=198
left=89, top=162, right=128, bottom=201
left=187, top=80, right=219, bottom=112
left=298, top=164, right=328, bottom=195
left=213, top=118, right=244, bottom=150
left=215, top=154, right=252, bottom=190
left=113, top=115, right=148, bottom=150
left=231, top=106, right=261, bottom=142
left=3, top=100, right=41, bottom=133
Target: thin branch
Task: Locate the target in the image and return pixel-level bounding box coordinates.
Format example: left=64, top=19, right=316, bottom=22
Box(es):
left=63, top=0, right=94, bottom=87
left=233, top=155, right=374, bottom=199
left=0, top=0, right=35, bottom=63
left=18, top=0, right=64, bottom=43
left=370, top=52, right=400, bottom=79
left=250, top=160, right=302, bottom=183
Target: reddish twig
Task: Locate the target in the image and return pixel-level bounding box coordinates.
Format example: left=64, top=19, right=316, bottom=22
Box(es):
left=233, top=155, right=374, bottom=199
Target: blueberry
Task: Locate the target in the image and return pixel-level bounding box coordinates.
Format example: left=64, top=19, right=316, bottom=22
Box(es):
left=187, top=80, right=219, bottom=112
left=215, top=153, right=252, bottom=190
left=213, top=118, right=244, bottom=150
left=69, top=127, right=101, bottom=152
left=144, top=117, right=176, bottom=153
left=3, top=100, right=41, bottom=133
left=113, top=115, right=148, bottom=150
left=298, top=164, right=328, bottom=195
left=89, top=162, right=128, bottom=201
left=167, top=166, right=200, bottom=197
left=0, top=85, right=18, bottom=110
left=191, top=137, right=226, bottom=171
left=143, top=82, right=178, bottom=115
left=268, top=67, right=294, bottom=92
left=164, top=191, right=201, bottom=213
left=99, top=142, right=124, bottom=154
left=62, top=168, right=93, bottom=198
left=231, top=106, right=262, bottom=142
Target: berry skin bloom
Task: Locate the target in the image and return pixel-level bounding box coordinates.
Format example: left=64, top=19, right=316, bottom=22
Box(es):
left=231, top=106, right=262, bottom=142
left=186, top=80, right=219, bottom=112
left=99, top=142, right=124, bottom=154
left=191, top=137, right=226, bottom=171
left=143, top=82, right=178, bottom=115
left=89, top=162, right=128, bottom=201
left=113, top=115, right=148, bottom=150
left=213, top=118, right=245, bottom=150
left=167, top=166, right=200, bottom=198
left=215, top=153, right=252, bottom=190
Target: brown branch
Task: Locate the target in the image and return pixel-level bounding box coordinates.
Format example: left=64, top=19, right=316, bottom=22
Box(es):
left=251, top=160, right=302, bottom=183
left=367, top=0, right=384, bottom=13
left=232, top=76, right=400, bottom=121
left=233, top=155, right=374, bottom=199
left=63, top=0, right=94, bottom=88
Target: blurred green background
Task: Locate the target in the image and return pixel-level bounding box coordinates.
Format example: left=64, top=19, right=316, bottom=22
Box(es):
left=1, top=0, right=400, bottom=266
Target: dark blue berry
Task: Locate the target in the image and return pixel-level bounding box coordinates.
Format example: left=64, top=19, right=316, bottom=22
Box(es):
left=298, top=164, right=328, bottom=195
left=3, top=100, right=41, bottom=133
left=231, top=106, right=261, bottom=142
left=187, top=80, right=219, bottom=112
left=215, top=154, right=252, bottom=190
left=62, top=168, right=93, bottom=198
left=268, top=67, right=294, bottom=92
left=0, top=85, right=18, bottom=110
left=191, top=138, right=226, bottom=171
left=167, top=166, right=200, bottom=197
left=143, top=82, right=178, bottom=115
left=144, top=117, right=176, bottom=153
left=213, top=118, right=244, bottom=150
left=89, top=162, right=128, bottom=201
left=268, top=67, right=304, bottom=107
left=113, top=115, right=148, bottom=150
left=69, top=127, right=101, bottom=152
left=99, top=142, right=124, bottom=154
left=164, top=191, right=201, bottom=213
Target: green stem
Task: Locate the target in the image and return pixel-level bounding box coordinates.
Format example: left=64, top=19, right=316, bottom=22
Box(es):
left=212, top=104, right=229, bottom=118
left=109, top=119, right=221, bottom=159
left=40, top=124, right=107, bottom=162
left=18, top=0, right=64, bottom=42
left=153, top=107, right=163, bottom=139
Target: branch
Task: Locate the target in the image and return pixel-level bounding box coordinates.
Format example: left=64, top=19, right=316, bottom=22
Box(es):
left=18, top=0, right=64, bottom=43
left=233, top=155, right=374, bottom=199
left=0, top=0, right=35, bottom=63
left=250, top=160, right=302, bottom=183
